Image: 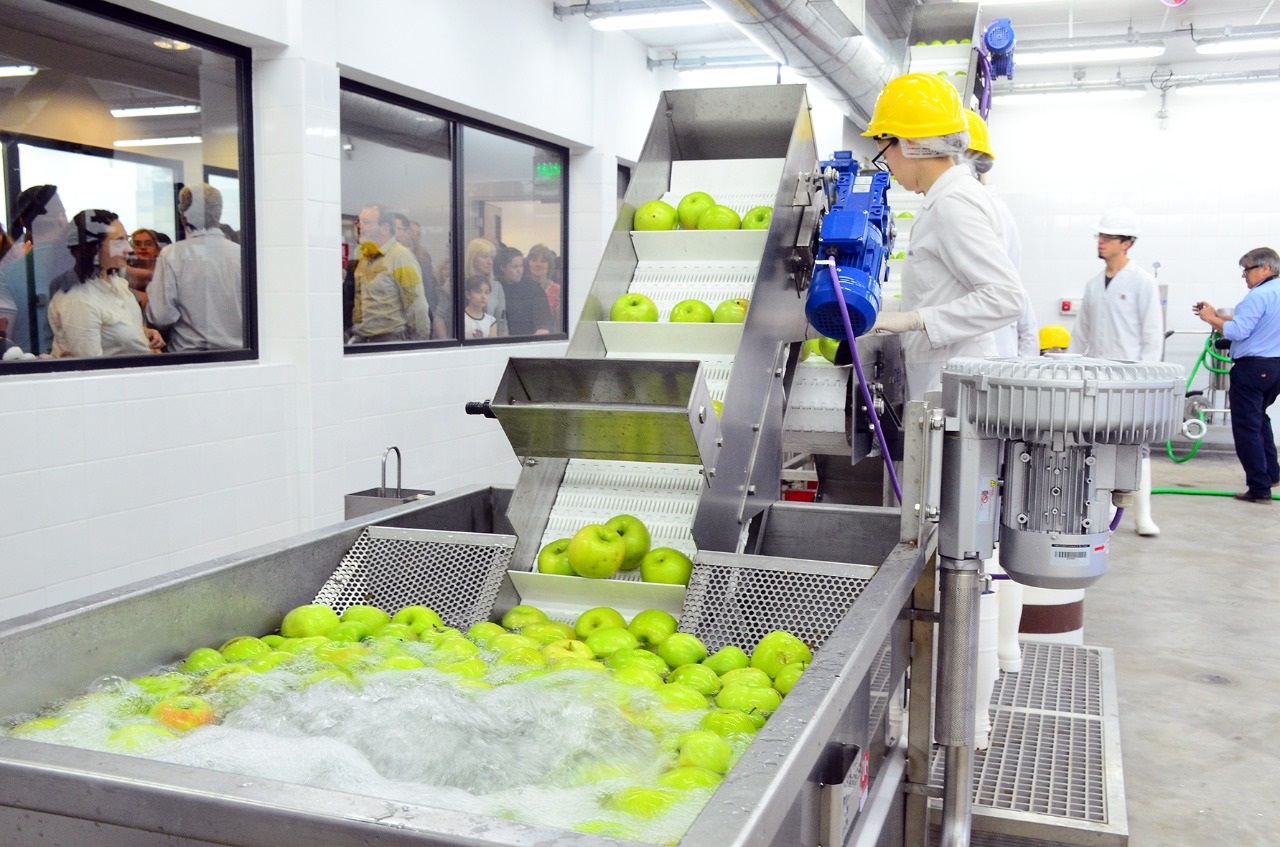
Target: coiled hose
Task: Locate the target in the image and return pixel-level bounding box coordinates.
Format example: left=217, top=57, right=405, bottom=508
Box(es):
left=1166, top=331, right=1233, bottom=463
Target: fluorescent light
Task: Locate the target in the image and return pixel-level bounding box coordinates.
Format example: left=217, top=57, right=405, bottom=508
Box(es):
left=1176, top=80, right=1280, bottom=97
left=1195, top=36, right=1280, bottom=56
left=589, top=8, right=726, bottom=31
left=153, top=38, right=192, bottom=50
left=994, top=89, right=1146, bottom=105
left=1017, top=44, right=1165, bottom=66
left=0, top=65, right=37, bottom=78
left=110, top=104, right=201, bottom=118
left=113, top=136, right=202, bottom=147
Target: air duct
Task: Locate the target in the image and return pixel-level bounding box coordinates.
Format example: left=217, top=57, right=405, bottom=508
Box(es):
left=701, top=0, right=912, bottom=125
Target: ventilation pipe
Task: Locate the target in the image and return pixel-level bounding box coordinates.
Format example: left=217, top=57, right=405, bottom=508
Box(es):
left=701, top=0, right=911, bottom=125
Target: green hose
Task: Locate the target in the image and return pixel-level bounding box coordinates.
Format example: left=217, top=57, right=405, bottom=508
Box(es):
left=1166, top=332, right=1229, bottom=464
left=1152, top=487, right=1280, bottom=500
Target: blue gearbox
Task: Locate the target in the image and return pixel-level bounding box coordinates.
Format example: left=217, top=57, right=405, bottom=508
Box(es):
left=805, top=153, right=893, bottom=340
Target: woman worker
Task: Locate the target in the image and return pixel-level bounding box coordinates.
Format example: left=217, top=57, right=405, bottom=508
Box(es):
left=864, top=74, right=1024, bottom=400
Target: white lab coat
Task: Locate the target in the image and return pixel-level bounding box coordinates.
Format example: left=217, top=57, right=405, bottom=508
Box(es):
left=1068, top=262, right=1163, bottom=361
left=985, top=185, right=1040, bottom=357
left=899, top=165, right=1026, bottom=400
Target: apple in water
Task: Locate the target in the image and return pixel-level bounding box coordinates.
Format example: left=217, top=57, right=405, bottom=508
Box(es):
left=466, top=621, right=507, bottom=646
left=106, top=723, right=178, bottom=753
left=713, top=298, right=749, bottom=323
left=574, top=606, right=627, bottom=638
left=750, top=630, right=813, bottom=679
left=219, top=636, right=273, bottom=663
left=341, top=604, right=391, bottom=631
left=697, top=204, right=741, bottom=231
left=500, top=604, right=549, bottom=631
left=605, top=647, right=670, bottom=677
left=677, top=191, right=716, bottom=229
left=520, top=620, right=576, bottom=644
left=609, top=786, right=679, bottom=818
left=371, top=622, right=418, bottom=641
left=326, top=621, right=371, bottom=643
left=773, top=661, right=807, bottom=695
left=609, top=292, right=659, bottom=322
left=633, top=199, right=678, bottom=231
left=584, top=626, right=639, bottom=658
left=741, top=205, right=773, bottom=230
left=654, top=681, right=709, bottom=710
left=659, top=765, right=723, bottom=790
left=567, top=524, right=626, bottom=579
left=542, top=638, right=595, bottom=662
left=610, top=664, right=665, bottom=689
left=279, top=604, right=341, bottom=639
left=668, top=298, right=714, bottom=323
left=668, top=662, right=721, bottom=696
left=677, top=729, right=733, bottom=773
left=657, top=632, right=708, bottom=668
left=150, top=695, right=217, bottom=732
left=640, top=547, right=694, bottom=585
left=702, top=644, right=750, bottom=676
left=716, top=682, right=782, bottom=724
left=490, top=632, right=541, bottom=654
left=603, top=514, right=651, bottom=570
left=701, top=708, right=760, bottom=738
left=720, top=667, right=773, bottom=689
left=549, top=656, right=607, bottom=673
left=391, top=605, right=445, bottom=633
left=535, top=537, right=575, bottom=575
left=180, top=647, right=226, bottom=673
left=627, top=608, right=678, bottom=647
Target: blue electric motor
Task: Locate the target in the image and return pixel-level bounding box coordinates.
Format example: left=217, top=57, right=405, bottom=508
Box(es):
left=805, top=153, right=893, bottom=340
left=984, top=17, right=1016, bottom=80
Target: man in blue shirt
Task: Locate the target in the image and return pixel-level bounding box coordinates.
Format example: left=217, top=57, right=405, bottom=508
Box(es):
left=1195, top=247, right=1280, bottom=504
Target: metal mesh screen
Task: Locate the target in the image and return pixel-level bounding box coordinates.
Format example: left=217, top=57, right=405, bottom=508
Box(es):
left=994, top=642, right=1103, bottom=716
left=680, top=560, right=871, bottom=653
left=313, top=527, right=514, bottom=629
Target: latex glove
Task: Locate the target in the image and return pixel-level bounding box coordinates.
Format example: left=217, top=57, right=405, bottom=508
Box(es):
left=870, top=309, right=923, bottom=334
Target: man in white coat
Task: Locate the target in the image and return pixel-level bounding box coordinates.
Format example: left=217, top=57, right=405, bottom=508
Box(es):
left=1069, top=208, right=1165, bottom=536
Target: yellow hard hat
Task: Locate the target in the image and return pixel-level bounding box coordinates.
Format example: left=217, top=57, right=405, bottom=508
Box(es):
left=1039, top=324, right=1070, bottom=351
left=862, top=73, right=967, bottom=139
left=964, top=109, right=994, bottom=159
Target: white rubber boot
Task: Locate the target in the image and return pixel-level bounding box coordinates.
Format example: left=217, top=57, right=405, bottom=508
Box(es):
left=974, top=588, right=1000, bottom=751
left=988, top=549, right=1023, bottom=674
left=1134, top=457, right=1160, bottom=537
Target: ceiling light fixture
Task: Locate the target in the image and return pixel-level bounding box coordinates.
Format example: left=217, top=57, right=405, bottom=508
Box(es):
left=1176, top=79, right=1280, bottom=97
left=113, top=136, right=202, bottom=147
left=0, top=65, right=38, bottom=78
left=110, top=104, right=201, bottom=118
left=153, top=38, right=192, bottom=51
left=1195, top=36, right=1280, bottom=56
left=588, top=7, right=726, bottom=31
left=1016, top=44, right=1165, bottom=66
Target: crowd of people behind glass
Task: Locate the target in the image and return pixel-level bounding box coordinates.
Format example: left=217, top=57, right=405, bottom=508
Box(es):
left=0, top=182, right=244, bottom=362
left=343, top=202, right=563, bottom=345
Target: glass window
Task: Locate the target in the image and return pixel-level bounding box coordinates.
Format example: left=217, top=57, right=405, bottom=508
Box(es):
left=340, top=82, right=567, bottom=351
left=0, top=0, right=254, bottom=372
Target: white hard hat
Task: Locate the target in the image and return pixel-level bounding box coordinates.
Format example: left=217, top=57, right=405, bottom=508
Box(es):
left=1095, top=207, right=1140, bottom=237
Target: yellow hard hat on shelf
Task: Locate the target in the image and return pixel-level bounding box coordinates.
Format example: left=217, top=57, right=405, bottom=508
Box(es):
left=862, top=73, right=967, bottom=139
left=1040, top=324, right=1070, bottom=351
left=964, top=109, right=994, bottom=159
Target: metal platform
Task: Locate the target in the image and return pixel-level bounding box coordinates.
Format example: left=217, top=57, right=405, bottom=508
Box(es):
left=929, top=641, right=1128, bottom=847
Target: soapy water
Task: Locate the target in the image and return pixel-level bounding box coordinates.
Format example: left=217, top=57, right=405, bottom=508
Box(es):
left=2, top=636, right=749, bottom=844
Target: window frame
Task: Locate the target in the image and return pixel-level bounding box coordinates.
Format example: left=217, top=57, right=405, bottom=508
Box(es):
left=0, top=0, right=257, bottom=375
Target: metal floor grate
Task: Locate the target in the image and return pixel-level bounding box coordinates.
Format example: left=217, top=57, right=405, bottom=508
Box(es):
left=313, top=526, right=513, bottom=630
left=928, top=641, right=1127, bottom=846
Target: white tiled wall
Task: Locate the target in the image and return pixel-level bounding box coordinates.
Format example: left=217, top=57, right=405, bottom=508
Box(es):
left=0, top=0, right=660, bottom=623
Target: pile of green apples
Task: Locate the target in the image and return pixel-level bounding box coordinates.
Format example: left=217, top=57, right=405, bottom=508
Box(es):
left=537, top=513, right=694, bottom=585
left=3, top=598, right=814, bottom=841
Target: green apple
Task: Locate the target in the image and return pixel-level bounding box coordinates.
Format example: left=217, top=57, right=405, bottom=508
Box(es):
left=633, top=199, right=678, bottom=231
left=417, top=625, right=463, bottom=643
left=603, top=513, right=651, bottom=570
left=668, top=663, right=721, bottom=696
left=639, top=547, right=694, bottom=586
left=8, top=716, right=66, bottom=738
left=106, top=723, right=178, bottom=753
left=575, top=819, right=639, bottom=839
left=567, top=524, right=626, bottom=579
left=697, top=204, right=741, bottom=230
left=490, top=632, right=541, bottom=654
left=370, top=622, right=418, bottom=641
left=326, top=621, right=371, bottom=643
left=741, top=205, right=773, bottom=230
left=496, top=646, right=548, bottom=669
left=609, top=786, right=679, bottom=818
left=180, top=647, right=226, bottom=673
left=610, top=664, right=665, bottom=689
left=542, top=638, right=595, bottom=662
left=713, top=297, right=749, bottom=323
left=520, top=620, right=576, bottom=644
left=800, top=338, right=821, bottom=361
left=340, top=604, right=391, bottom=631
left=657, top=632, right=708, bottom=668
left=391, top=605, right=445, bottom=633
left=609, top=292, right=659, bottom=322
left=677, top=729, right=733, bottom=773
left=773, top=661, right=807, bottom=695
left=280, top=604, right=341, bottom=638
left=628, top=608, right=678, bottom=647
left=819, top=336, right=841, bottom=364
left=466, top=621, right=507, bottom=646
left=219, top=636, right=273, bottom=663
left=669, top=298, right=714, bottom=323
left=702, top=644, right=750, bottom=676
left=574, top=605, right=627, bottom=639
left=246, top=651, right=294, bottom=673
left=716, top=682, right=783, bottom=722
left=751, top=630, right=813, bottom=679
left=501, top=604, right=550, bottom=630
left=584, top=626, right=640, bottom=658
left=260, top=634, right=288, bottom=649
left=712, top=399, right=723, bottom=417
left=701, top=708, right=760, bottom=737
left=720, top=667, right=773, bottom=688
left=149, top=695, right=217, bottom=732
left=431, top=637, right=482, bottom=664
left=549, top=656, right=607, bottom=673
left=535, top=537, right=575, bottom=575
left=606, top=647, right=670, bottom=677
left=658, top=765, right=723, bottom=790
left=654, top=681, right=709, bottom=710
left=676, top=191, right=716, bottom=229
left=438, top=656, right=488, bottom=677
left=315, top=642, right=371, bottom=667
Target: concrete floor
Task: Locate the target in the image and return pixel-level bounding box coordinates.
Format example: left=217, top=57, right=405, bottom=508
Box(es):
left=1083, top=449, right=1279, bottom=846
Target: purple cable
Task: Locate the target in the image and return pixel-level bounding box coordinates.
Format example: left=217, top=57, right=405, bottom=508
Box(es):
left=825, top=260, right=903, bottom=504
left=1109, top=508, right=1124, bottom=532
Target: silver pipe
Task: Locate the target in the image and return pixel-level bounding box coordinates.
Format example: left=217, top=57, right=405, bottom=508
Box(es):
left=848, top=736, right=908, bottom=847
left=937, top=556, right=981, bottom=847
